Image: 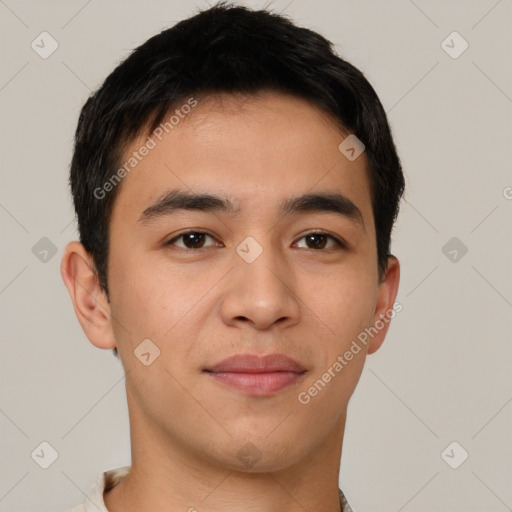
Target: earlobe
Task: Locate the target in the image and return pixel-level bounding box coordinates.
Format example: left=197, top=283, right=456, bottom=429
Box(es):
left=60, top=241, right=117, bottom=350
left=367, top=256, right=401, bottom=355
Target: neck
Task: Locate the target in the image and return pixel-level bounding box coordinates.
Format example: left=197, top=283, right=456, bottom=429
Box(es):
left=104, top=390, right=347, bottom=512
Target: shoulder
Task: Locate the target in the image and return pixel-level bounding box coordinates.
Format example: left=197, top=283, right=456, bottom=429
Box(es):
left=64, top=466, right=131, bottom=512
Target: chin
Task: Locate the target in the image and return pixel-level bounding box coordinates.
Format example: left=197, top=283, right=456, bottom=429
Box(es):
left=222, top=436, right=306, bottom=473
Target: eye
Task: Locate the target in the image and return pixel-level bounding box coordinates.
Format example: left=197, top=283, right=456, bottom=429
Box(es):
left=295, top=232, right=346, bottom=250
left=165, top=231, right=346, bottom=251
left=166, top=231, right=221, bottom=250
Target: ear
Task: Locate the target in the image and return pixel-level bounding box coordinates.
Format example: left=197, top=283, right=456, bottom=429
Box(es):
left=367, top=255, right=401, bottom=355
left=60, top=241, right=117, bottom=350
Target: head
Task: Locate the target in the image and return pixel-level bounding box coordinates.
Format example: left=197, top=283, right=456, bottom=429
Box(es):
left=62, top=2, right=404, bottom=472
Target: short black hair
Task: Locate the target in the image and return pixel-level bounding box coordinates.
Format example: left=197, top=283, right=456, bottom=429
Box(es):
left=70, top=1, right=405, bottom=300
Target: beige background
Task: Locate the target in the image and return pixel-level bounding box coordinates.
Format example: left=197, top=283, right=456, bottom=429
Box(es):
left=1, top=1, right=511, bottom=511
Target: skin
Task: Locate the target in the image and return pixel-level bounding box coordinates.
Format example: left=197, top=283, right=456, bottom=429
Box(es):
left=61, top=91, right=400, bottom=512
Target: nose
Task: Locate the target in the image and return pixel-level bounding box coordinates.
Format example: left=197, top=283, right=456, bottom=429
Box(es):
left=219, top=242, right=301, bottom=331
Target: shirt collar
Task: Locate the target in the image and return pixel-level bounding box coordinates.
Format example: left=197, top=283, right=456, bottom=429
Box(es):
left=81, top=466, right=354, bottom=512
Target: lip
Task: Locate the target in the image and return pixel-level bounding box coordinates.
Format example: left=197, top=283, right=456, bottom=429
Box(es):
left=203, top=353, right=307, bottom=396
left=206, top=353, right=306, bottom=373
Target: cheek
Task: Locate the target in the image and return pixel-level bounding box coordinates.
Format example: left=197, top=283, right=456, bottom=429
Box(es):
left=108, top=253, right=166, bottom=344
left=109, top=253, right=217, bottom=344
left=300, top=264, right=377, bottom=342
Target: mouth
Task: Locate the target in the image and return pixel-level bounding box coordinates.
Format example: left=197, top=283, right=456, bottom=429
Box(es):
left=203, top=353, right=307, bottom=396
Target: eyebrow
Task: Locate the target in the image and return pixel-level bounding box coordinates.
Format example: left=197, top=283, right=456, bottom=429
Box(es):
left=138, top=188, right=365, bottom=230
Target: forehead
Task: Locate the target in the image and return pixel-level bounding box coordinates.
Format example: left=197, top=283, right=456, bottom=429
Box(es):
left=110, top=91, right=374, bottom=231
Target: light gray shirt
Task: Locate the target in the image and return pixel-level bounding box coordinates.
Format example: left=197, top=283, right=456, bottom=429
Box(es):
left=69, top=466, right=354, bottom=512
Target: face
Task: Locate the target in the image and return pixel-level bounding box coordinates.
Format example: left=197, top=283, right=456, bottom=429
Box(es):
left=72, top=91, right=399, bottom=472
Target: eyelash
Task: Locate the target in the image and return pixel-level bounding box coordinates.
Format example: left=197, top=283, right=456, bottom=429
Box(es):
left=165, top=230, right=347, bottom=251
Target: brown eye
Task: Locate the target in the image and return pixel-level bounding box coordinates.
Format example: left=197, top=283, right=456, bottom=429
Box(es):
left=296, top=233, right=345, bottom=250
left=167, top=231, right=218, bottom=249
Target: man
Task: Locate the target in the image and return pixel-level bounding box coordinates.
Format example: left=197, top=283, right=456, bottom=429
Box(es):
left=62, top=2, right=404, bottom=511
